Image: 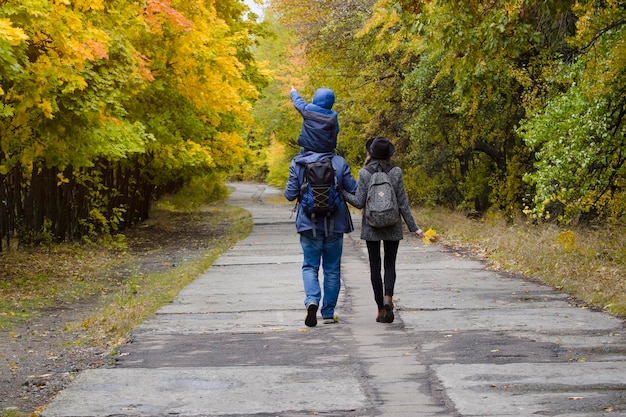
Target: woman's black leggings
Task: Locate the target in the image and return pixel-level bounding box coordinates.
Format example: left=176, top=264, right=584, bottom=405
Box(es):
left=366, top=240, right=400, bottom=309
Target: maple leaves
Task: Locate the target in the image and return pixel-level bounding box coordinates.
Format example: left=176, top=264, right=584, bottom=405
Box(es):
left=0, top=0, right=267, bottom=246
left=143, top=0, right=192, bottom=34
left=422, top=229, right=438, bottom=245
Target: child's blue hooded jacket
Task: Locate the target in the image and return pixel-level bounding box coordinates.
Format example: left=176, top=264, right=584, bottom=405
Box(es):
left=290, top=88, right=339, bottom=153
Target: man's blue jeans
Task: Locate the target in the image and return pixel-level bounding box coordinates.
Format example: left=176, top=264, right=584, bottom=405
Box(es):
left=299, top=230, right=343, bottom=319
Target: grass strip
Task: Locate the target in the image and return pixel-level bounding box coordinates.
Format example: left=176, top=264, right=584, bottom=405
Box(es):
left=416, top=206, right=626, bottom=317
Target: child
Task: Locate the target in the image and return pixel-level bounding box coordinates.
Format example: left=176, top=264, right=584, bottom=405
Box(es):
left=290, top=86, right=339, bottom=153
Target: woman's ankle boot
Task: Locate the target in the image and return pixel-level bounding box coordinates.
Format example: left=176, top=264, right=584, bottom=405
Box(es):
left=376, top=308, right=386, bottom=323
left=383, top=296, right=394, bottom=323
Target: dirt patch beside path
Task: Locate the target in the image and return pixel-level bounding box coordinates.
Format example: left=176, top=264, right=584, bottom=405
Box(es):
left=0, top=205, right=241, bottom=415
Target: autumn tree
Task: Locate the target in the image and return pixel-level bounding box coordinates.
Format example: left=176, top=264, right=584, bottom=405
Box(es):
left=0, top=0, right=267, bottom=250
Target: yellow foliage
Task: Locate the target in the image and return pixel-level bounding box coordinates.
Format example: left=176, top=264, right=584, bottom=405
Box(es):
left=89, top=208, right=108, bottom=227
left=267, top=135, right=286, bottom=170
left=162, top=0, right=257, bottom=127
left=213, top=131, right=246, bottom=168
left=265, top=135, right=290, bottom=188
left=56, top=172, right=70, bottom=186
left=181, top=140, right=215, bottom=168
left=557, top=230, right=577, bottom=252
left=422, top=228, right=439, bottom=245
left=74, top=0, right=104, bottom=11
left=38, top=99, right=54, bottom=118
left=0, top=18, right=29, bottom=45
left=357, top=0, right=399, bottom=39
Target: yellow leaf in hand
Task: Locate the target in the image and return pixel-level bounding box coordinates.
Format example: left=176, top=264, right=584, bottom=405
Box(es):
left=422, top=228, right=438, bottom=245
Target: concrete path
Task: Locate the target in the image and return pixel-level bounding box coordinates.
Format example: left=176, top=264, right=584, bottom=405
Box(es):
left=42, top=182, right=626, bottom=417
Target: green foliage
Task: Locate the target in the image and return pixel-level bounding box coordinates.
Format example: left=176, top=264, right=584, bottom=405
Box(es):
left=520, top=5, right=626, bottom=224
left=243, top=10, right=300, bottom=185
left=157, top=173, right=229, bottom=211
left=260, top=0, right=625, bottom=225
left=19, top=219, right=54, bottom=247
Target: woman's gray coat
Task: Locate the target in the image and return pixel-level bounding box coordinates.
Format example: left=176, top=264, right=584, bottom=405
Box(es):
left=343, top=160, right=419, bottom=241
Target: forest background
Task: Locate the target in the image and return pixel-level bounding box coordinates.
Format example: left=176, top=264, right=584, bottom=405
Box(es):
left=246, top=0, right=626, bottom=317
left=0, top=0, right=624, bottom=319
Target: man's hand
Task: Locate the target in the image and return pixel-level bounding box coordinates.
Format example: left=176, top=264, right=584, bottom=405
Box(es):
left=414, top=229, right=425, bottom=238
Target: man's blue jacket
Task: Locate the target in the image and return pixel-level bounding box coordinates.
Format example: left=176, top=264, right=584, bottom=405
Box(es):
left=285, top=150, right=357, bottom=235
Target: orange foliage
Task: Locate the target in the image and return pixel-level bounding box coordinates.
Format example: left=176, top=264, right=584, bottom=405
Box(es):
left=143, top=0, right=192, bottom=34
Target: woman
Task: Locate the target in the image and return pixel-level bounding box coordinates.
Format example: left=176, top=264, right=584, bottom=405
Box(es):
left=343, top=137, right=424, bottom=323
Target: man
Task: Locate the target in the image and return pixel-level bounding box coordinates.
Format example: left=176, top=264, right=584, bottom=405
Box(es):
left=285, top=87, right=357, bottom=327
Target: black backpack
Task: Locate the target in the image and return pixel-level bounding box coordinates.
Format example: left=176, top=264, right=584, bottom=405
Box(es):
left=299, top=158, right=342, bottom=236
